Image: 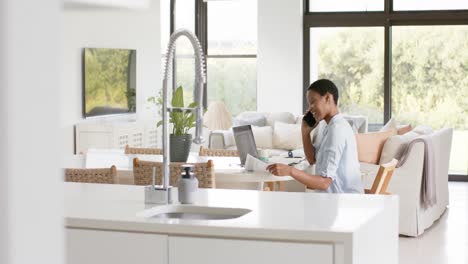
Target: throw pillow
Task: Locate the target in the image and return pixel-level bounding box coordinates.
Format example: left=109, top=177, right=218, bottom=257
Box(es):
left=236, top=111, right=264, bottom=119
left=265, top=112, right=296, bottom=127
left=273, top=122, right=303, bottom=150
left=232, top=115, right=266, bottom=127
left=397, top=124, right=412, bottom=135
left=251, top=126, right=273, bottom=149
left=355, top=130, right=396, bottom=164
left=380, top=118, right=397, bottom=132
left=412, top=125, right=434, bottom=135
left=379, top=131, right=419, bottom=164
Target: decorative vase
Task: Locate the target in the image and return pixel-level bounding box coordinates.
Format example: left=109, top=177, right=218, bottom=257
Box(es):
left=170, top=134, right=192, bottom=162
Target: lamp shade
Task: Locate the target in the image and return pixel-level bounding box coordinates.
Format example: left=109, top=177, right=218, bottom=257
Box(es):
left=203, top=101, right=232, bottom=130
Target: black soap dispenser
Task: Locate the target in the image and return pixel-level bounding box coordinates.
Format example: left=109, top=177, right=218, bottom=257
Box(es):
left=178, top=165, right=199, bottom=204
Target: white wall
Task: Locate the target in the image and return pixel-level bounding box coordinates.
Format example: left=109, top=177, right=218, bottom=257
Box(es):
left=62, top=0, right=161, bottom=155
left=257, top=0, right=303, bottom=115
left=0, top=0, right=63, bottom=263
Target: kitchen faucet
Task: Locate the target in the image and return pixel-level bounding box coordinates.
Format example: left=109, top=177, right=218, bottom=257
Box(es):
left=145, top=29, right=206, bottom=204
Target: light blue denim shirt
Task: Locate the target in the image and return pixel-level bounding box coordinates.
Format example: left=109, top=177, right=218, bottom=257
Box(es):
left=314, top=114, right=363, bottom=194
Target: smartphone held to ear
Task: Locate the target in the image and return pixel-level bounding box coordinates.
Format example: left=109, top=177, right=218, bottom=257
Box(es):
left=303, top=111, right=317, bottom=127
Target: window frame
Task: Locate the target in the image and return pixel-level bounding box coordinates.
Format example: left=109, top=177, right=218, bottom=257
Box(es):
left=167, top=0, right=258, bottom=110
left=303, top=0, right=468, bottom=179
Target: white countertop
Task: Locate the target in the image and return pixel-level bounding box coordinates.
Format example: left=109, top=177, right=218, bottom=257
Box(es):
left=65, top=182, right=398, bottom=243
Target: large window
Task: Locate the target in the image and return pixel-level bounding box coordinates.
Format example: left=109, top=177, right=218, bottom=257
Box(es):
left=161, top=0, right=197, bottom=104
left=304, top=1, right=468, bottom=177
left=310, top=27, right=384, bottom=129
left=207, top=0, right=257, bottom=116
left=161, top=0, right=257, bottom=116
left=392, top=25, right=468, bottom=175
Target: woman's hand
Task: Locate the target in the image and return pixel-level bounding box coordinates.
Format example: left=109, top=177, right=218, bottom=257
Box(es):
left=266, top=163, right=293, bottom=176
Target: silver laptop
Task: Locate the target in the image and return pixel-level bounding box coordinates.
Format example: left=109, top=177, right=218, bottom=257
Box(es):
left=232, top=125, right=259, bottom=166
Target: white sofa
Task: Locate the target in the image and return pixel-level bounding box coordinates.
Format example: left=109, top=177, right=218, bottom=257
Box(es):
left=361, top=127, right=453, bottom=236
left=209, top=111, right=368, bottom=156
left=209, top=112, right=452, bottom=236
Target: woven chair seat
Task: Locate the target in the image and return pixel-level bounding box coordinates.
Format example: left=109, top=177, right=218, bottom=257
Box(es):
left=199, top=146, right=239, bottom=157
left=125, top=145, right=163, bottom=155
left=65, top=166, right=117, bottom=184
left=133, top=158, right=215, bottom=188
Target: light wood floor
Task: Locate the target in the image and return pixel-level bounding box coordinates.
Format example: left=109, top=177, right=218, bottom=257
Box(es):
left=399, top=182, right=468, bottom=264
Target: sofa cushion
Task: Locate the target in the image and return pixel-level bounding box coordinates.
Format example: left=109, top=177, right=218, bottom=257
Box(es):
left=273, top=122, right=302, bottom=150
left=265, top=112, right=296, bottom=127
left=233, top=113, right=266, bottom=127
left=355, top=130, right=396, bottom=164
left=379, top=131, right=420, bottom=164
left=251, top=126, right=273, bottom=149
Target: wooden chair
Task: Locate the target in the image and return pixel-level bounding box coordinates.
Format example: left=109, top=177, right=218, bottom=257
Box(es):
left=133, top=158, right=215, bottom=188
left=124, top=145, right=163, bottom=155
left=65, top=166, right=117, bottom=184
left=199, top=146, right=239, bottom=157
left=365, top=159, right=398, bottom=195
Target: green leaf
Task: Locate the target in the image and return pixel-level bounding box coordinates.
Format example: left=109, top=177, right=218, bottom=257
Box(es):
left=147, top=96, right=156, bottom=103
left=172, top=86, right=184, bottom=108
left=151, top=85, right=201, bottom=136
left=188, top=101, right=198, bottom=108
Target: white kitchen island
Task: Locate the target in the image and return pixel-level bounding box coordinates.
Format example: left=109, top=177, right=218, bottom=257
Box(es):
left=65, top=182, right=398, bottom=264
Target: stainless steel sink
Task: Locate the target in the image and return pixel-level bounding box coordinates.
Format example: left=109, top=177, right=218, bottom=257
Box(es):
left=151, top=212, right=241, bottom=220
left=137, top=205, right=251, bottom=220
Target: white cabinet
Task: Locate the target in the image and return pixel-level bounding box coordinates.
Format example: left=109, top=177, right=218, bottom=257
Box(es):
left=168, top=236, right=334, bottom=264
left=75, top=121, right=158, bottom=154
left=66, top=229, right=335, bottom=264
left=66, top=228, right=167, bottom=264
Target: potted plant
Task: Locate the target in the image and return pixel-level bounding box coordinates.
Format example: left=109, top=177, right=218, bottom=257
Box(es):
left=148, top=86, right=198, bottom=162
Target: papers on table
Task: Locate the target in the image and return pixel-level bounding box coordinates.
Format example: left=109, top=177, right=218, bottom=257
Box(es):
left=244, top=154, right=270, bottom=172
left=243, top=154, right=315, bottom=176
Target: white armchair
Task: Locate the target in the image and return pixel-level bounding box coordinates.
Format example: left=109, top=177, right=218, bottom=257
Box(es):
left=361, top=128, right=452, bottom=236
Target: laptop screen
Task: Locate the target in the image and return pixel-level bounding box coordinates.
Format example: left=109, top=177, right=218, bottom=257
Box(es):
left=232, top=125, right=258, bottom=166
